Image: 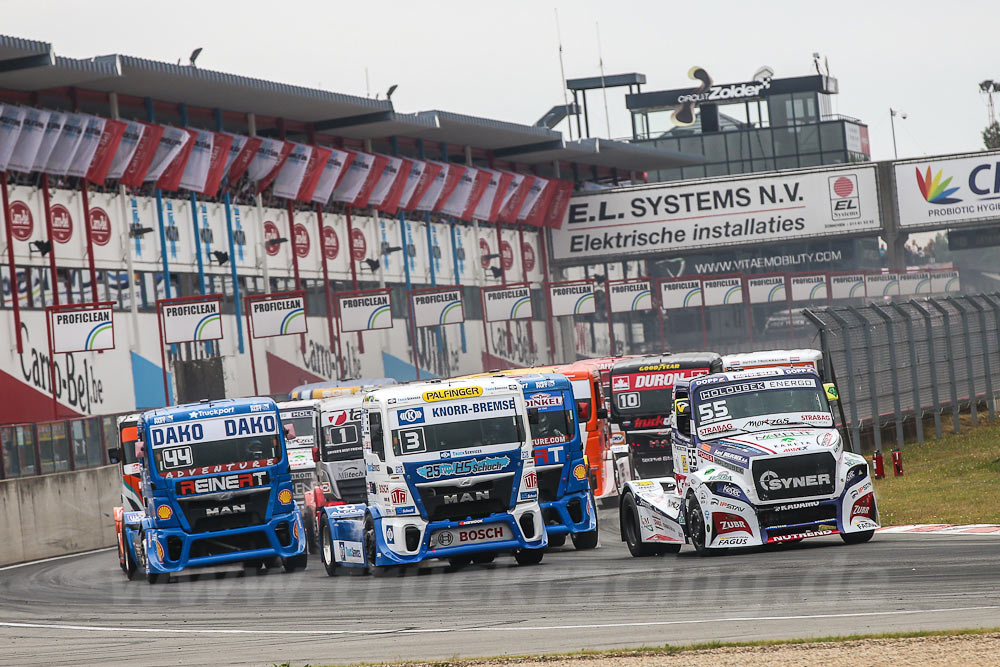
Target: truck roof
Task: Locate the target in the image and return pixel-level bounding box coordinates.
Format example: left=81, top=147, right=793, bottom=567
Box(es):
left=611, top=352, right=721, bottom=375
left=277, top=399, right=320, bottom=411
left=364, top=376, right=520, bottom=406
left=506, top=372, right=573, bottom=392
left=142, top=397, right=277, bottom=423
left=686, top=366, right=821, bottom=390
left=722, top=349, right=822, bottom=370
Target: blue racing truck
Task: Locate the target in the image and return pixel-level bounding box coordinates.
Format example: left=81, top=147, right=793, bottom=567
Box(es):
left=511, top=372, right=598, bottom=549
left=317, top=377, right=547, bottom=574
left=110, top=398, right=308, bottom=583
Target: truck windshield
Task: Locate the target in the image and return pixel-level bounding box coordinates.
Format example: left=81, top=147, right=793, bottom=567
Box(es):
left=153, top=435, right=281, bottom=477
left=693, top=376, right=832, bottom=440
left=321, top=421, right=362, bottom=462
left=531, top=410, right=574, bottom=444
left=392, top=415, right=523, bottom=457
left=280, top=411, right=314, bottom=441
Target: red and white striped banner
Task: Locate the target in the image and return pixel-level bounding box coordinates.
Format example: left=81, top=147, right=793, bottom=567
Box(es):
left=311, top=148, right=354, bottom=205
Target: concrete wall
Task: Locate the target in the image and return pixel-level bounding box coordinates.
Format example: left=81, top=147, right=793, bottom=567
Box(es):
left=0, top=465, right=119, bottom=566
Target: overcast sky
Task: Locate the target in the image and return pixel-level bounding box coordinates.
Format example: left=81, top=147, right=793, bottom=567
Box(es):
left=4, top=0, right=999, bottom=162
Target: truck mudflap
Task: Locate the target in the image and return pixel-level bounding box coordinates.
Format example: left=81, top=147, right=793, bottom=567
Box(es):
left=324, top=502, right=547, bottom=568
left=621, top=479, right=686, bottom=546
left=541, top=488, right=596, bottom=538
left=141, top=509, right=307, bottom=574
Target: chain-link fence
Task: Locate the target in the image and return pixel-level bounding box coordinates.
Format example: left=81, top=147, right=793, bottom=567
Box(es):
left=804, top=293, right=1000, bottom=452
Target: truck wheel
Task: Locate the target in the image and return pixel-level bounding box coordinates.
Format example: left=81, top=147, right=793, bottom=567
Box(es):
left=121, top=535, right=136, bottom=581
left=620, top=491, right=668, bottom=556
left=320, top=523, right=338, bottom=576
left=448, top=556, right=472, bottom=569
left=305, top=508, right=317, bottom=555
left=547, top=533, right=567, bottom=548
left=513, top=548, right=544, bottom=565
left=283, top=554, right=307, bottom=573
left=472, top=553, right=496, bottom=565
left=685, top=494, right=722, bottom=556
left=841, top=529, right=875, bottom=545
left=572, top=529, right=599, bottom=550
left=364, top=516, right=395, bottom=577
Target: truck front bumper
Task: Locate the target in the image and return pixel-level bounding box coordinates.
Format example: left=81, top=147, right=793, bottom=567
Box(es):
left=541, top=489, right=596, bottom=538
left=142, top=511, right=307, bottom=574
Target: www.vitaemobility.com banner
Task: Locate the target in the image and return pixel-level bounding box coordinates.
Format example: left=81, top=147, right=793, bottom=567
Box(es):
left=51, top=306, right=115, bottom=353
left=162, top=298, right=223, bottom=344
left=338, top=291, right=393, bottom=332
left=550, top=281, right=596, bottom=317
left=551, top=164, right=881, bottom=261
left=249, top=295, right=307, bottom=338
left=412, top=289, right=464, bottom=328
left=483, top=285, right=533, bottom=322
left=608, top=279, right=653, bottom=313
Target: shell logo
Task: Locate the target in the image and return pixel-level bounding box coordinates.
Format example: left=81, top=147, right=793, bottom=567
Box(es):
left=278, top=489, right=293, bottom=504
left=156, top=505, right=173, bottom=520
left=573, top=464, right=588, bottom=481
left=155, top=540, right=164, bottom=561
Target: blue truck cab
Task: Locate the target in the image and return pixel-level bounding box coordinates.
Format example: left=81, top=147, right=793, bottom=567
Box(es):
left=317, top=377, right=547, bottom=574
left=514, top=372, right=598, bottom=550
left=117, top=398, right=307, bottom=583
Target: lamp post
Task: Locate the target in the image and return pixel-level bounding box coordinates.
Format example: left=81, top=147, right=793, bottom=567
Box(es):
left=889, top=108, right=907, bottom=159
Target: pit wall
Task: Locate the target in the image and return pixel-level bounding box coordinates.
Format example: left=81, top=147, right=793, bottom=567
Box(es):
left=0, top=464, right=119, bottom=567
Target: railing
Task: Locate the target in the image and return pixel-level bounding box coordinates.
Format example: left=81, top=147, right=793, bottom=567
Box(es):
left=805, top=293, right=1000, bottom=452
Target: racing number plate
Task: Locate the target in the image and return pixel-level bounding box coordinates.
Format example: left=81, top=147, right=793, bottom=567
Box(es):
left=429, top=523, right=511, bottom=549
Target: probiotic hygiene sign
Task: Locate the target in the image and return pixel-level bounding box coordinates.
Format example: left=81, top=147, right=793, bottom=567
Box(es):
left=338, top=291, right=393, bottom=332
left=249, top=295, right=307, bottom=338
left=51, top=306, right=115, bottom=353
left=163, top=298, right=223, bottom=344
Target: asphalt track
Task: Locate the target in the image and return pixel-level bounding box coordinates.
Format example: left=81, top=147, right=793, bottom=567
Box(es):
left=2, top=507, right=999, bottom=667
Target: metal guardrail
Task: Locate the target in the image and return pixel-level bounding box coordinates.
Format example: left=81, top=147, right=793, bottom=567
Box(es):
left=804, top=293, right=1000, bottom=452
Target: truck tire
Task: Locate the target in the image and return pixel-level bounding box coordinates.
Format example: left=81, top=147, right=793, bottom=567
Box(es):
left=547, top=533, right=567, bottom=548
left=364, top=515, right=396, bottom=577
left=448, top=556, right=472, bottom=569
left=121, top=535, right=136, bottom=581
left=513, top=548, right=544, bottom=565
left=305, top=507, right=317, bottom=555
left=572, top=491, right=600, bottom=550
left=283, top=554, right=308, bottom=573
left=685, top=493, right=723, bottom=556
left=620, top=491, right=670, bottom=557
left=472, top=553, right=496, bottom=565
left=320, top=523, right=338, bottom=576
left=840, top=529, right=875, bottom=545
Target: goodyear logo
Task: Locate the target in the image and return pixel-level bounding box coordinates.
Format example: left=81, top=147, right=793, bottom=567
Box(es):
left=422, top=386, right=483, bottom=402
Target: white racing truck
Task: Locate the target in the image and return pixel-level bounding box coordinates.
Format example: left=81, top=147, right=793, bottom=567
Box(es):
left=619, top=366, right=878, bottom=556
left=316, top=377, right=547, bottom=574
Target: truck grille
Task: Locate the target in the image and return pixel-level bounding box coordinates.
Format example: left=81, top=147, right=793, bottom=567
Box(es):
left=758, top=501, right=837, bottom=529
left=537, top=466, right=563, bottom=502
left=333, top=476, right=368, bottom=504
left=752, top=452, right=837, bottom=502
left=416, top=475, right=514, bottom=522
left=179, top=489, right=270, bottom=533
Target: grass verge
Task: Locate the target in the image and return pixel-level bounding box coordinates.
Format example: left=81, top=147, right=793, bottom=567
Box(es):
left=872, top=419, right=1000, bottom=525
left=286, top=627, right=1000, bottom=666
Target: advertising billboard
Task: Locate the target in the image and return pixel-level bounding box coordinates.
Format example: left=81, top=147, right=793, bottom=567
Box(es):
left=550, top=281, right=596, bottom=317
left=894, top=152, right=1000, bottom=230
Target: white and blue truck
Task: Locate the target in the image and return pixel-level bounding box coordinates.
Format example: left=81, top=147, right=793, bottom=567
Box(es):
left=317, top=377, right=547, bottom=574
left=110, top=398, right=308, bottom=582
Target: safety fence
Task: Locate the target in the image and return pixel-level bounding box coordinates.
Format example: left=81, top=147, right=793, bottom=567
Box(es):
left=805, top=293, right=1000, bottom=452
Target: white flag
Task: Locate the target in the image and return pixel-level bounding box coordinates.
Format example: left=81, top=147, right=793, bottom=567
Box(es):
left=440, top=166, right=478, bottom=218
left=32, top=112, right=67, bottom=172
left=272, top=142, right=312, bottom=199
left=0, top=105, right=26, bottom=172
left=516, top=177, right=548, bottom=221
left=222, top=132, right=248, bottom=177
left=7, top=108, right=50, bottom=173
left=331, top=151, right=375, bottom=203
left=179, top=129, right=215, bottom=192
left=367, top=155, right=403, bottom=208
left=143, top=126, right=190, bottom=182
left=106, top=120, right=145, bottom=180
left=414, top=160, right=450, bottom=212
left=246, top=138, right=286, bottom=182
left=472, top=169, right=502, bottom=221
left=398, top=160, right=427, bottom=209
left=66, top=115, right=107, bottom=178
left=44, top=112, right=86, bottom=175
left=311, top=148, right=353, bottom=205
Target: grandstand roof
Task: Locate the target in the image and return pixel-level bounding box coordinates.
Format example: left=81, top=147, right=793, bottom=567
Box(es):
left=0, top=33, right=701, bottom=174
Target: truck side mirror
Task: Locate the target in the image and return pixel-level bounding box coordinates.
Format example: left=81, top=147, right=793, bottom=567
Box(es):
left=134, top=441, right=145, bottom=460
left=107, top=447, right=121, bottom=464
left=596, top=407, right=608, bottom=420
left=823, top=383, right=839, bottom=402
left=528, top=408, right=540, bottom=425
left=312, top=445, right=320, bottom=463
